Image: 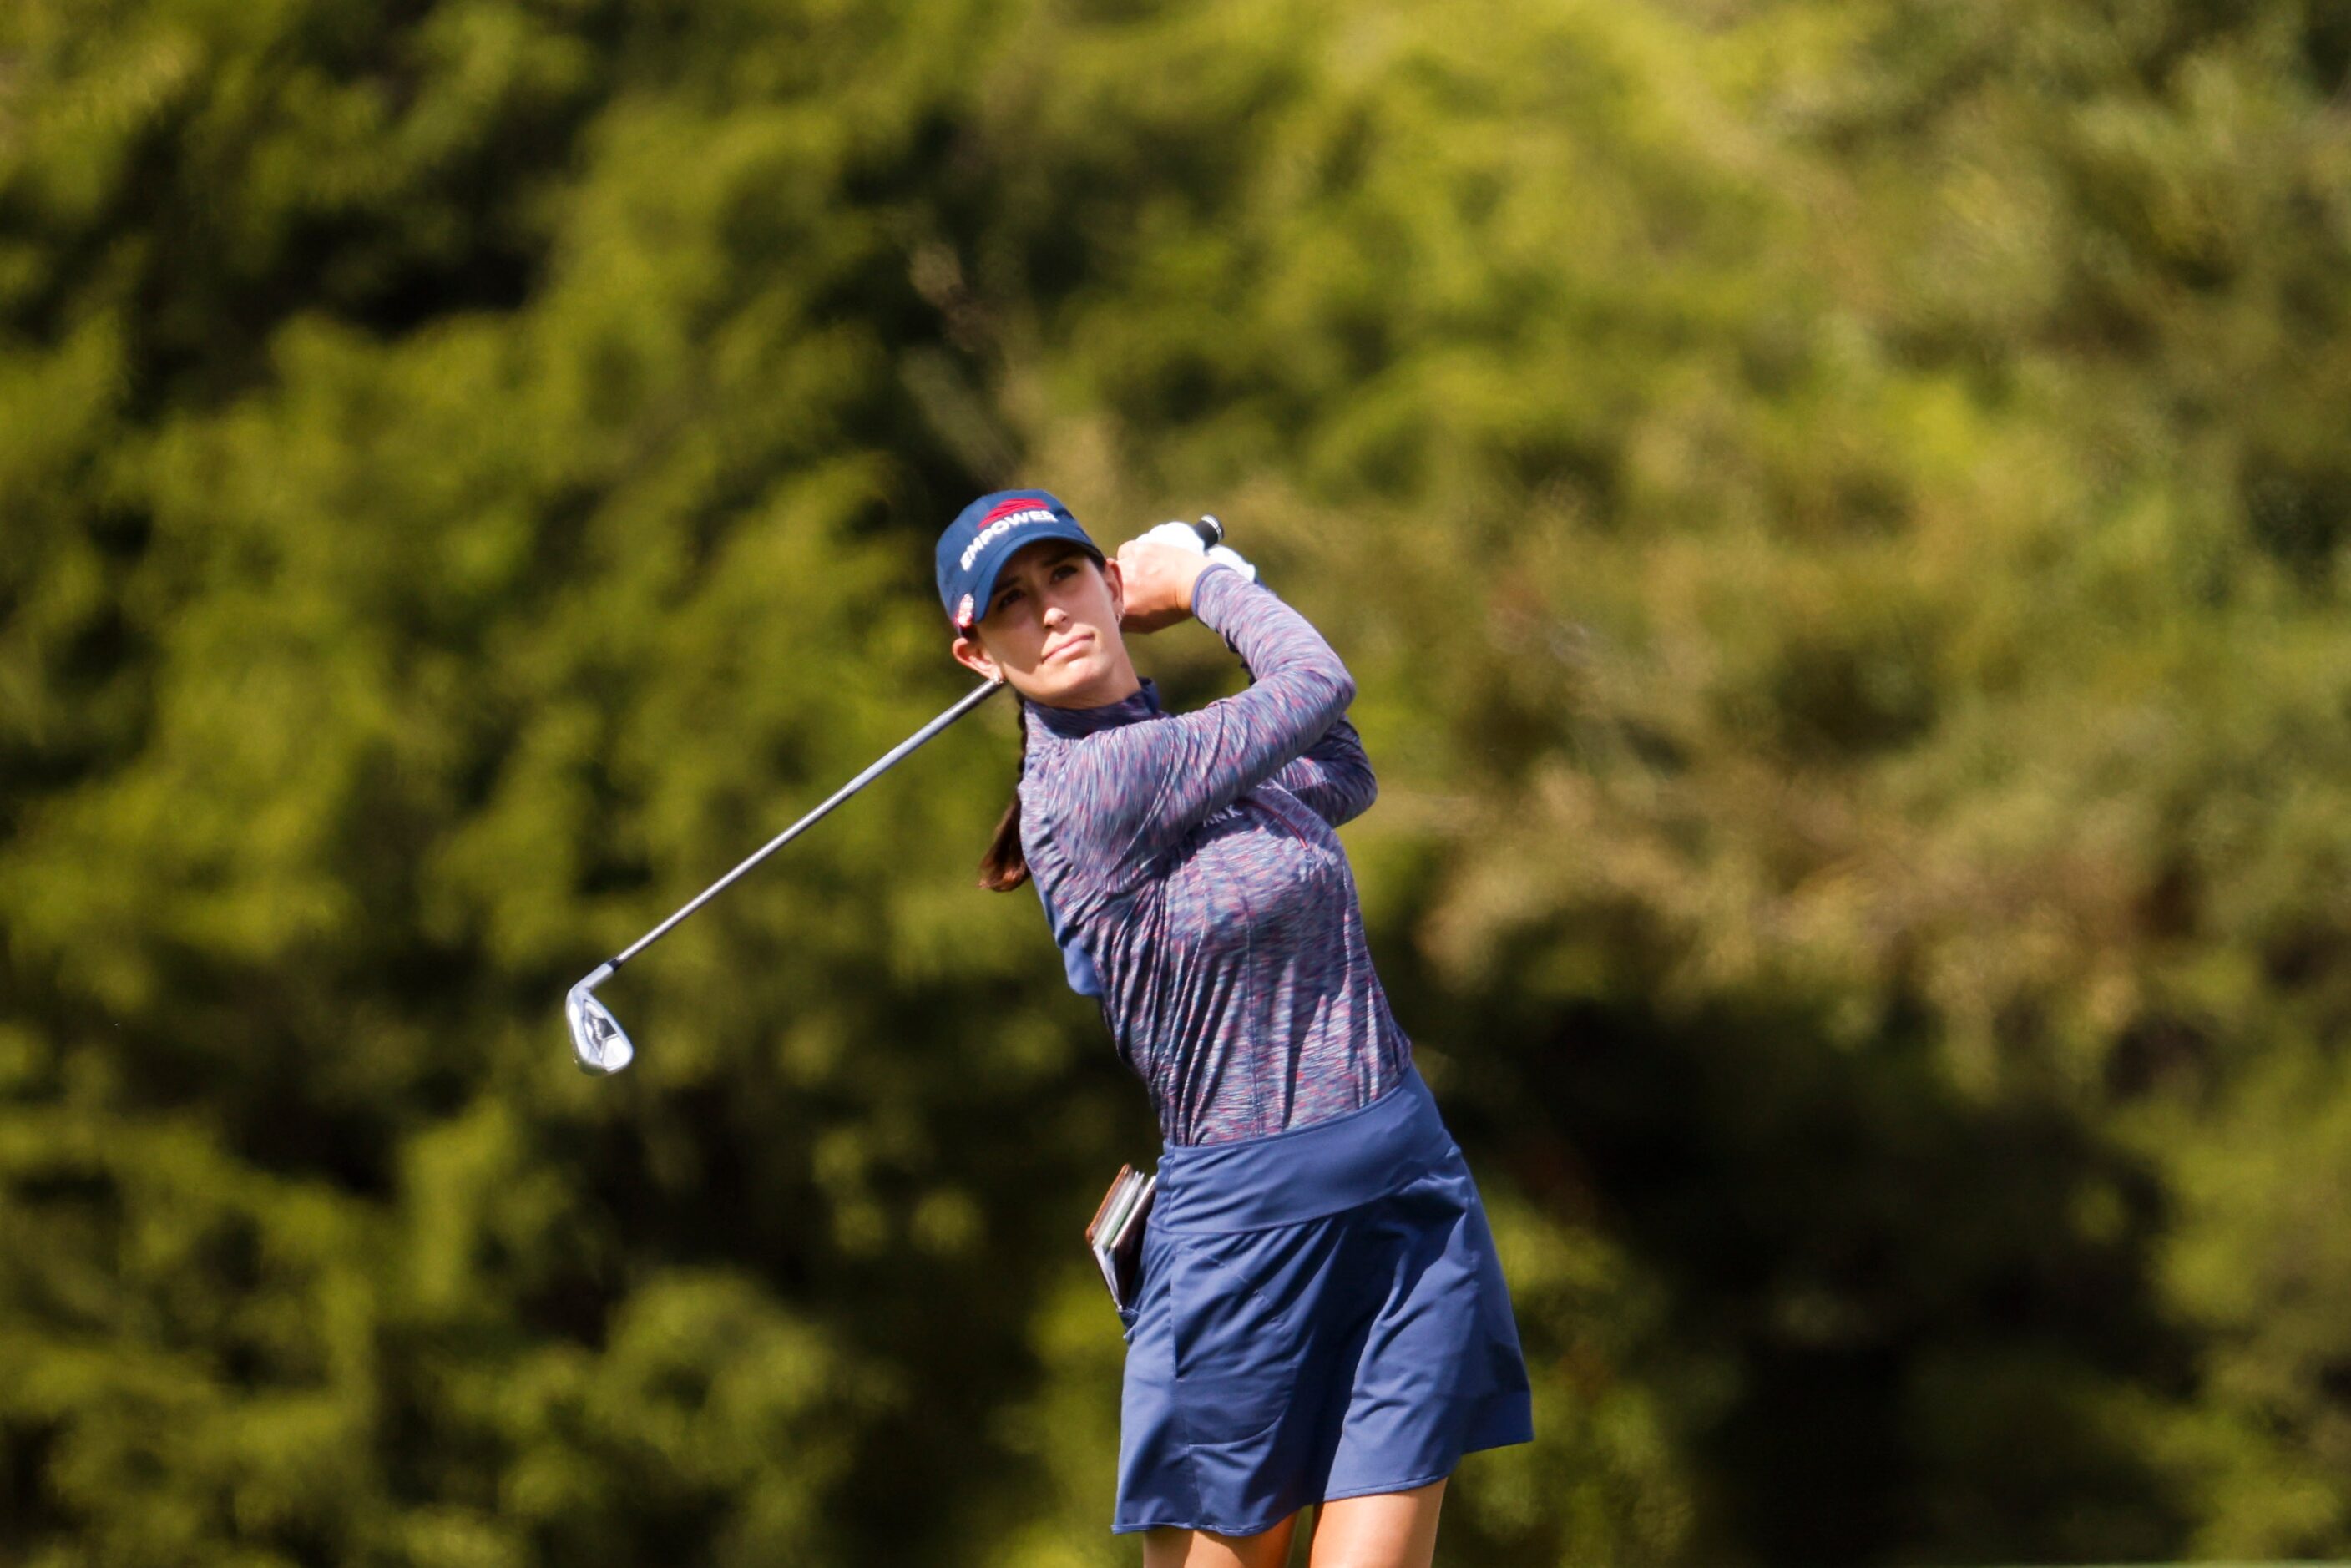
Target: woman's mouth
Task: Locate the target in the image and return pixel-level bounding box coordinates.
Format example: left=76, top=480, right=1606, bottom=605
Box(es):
left=1046, top=634, right=1090, bottom=665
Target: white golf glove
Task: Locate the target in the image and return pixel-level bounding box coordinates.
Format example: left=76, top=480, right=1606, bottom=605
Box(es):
left=1141, top=520, right=1259, bottom=584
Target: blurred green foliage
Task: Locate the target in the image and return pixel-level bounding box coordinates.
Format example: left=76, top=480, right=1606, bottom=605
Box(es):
left=4, top=0, right=2351, bottom=1562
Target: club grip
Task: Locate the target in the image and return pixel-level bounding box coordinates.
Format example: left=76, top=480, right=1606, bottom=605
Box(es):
left=1142, top=516, right=1253, bottom=583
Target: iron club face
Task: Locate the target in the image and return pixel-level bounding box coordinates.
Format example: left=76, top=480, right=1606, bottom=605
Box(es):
left=568, top=964, right=635, bottom=1075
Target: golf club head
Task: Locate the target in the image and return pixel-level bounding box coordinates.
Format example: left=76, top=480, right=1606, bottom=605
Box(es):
left=568, top=966, right=635, bottom=1075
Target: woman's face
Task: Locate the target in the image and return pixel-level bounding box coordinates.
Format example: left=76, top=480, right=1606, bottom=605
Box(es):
left=950, top=539, right=1140, bottom=707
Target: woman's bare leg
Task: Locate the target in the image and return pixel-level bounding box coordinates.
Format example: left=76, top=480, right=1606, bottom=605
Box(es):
left=1303, top=1477, right=1447, bottom=1568
left=1142, top=1510, right=1303, bottom=1568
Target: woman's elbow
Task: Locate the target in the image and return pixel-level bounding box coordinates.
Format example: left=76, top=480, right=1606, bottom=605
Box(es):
left=1319, top=664, right=1357, bottom=721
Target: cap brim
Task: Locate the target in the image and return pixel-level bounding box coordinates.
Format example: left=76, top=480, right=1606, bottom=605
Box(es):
left=958, top=524, right=1105, bottom=628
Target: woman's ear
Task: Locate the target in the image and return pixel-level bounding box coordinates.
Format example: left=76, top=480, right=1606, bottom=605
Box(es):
left=951, top=631, right=998, bottom=682
left=1101, top=556, right=1125, bottom=622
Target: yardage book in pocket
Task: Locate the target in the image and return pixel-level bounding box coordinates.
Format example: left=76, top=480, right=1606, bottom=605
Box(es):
left=1085, top=1163, right=1156, bottom=1313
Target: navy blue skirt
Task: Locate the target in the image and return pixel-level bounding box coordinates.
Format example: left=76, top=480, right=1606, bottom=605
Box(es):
left=1112, top=1058, right=1534, bottom=1536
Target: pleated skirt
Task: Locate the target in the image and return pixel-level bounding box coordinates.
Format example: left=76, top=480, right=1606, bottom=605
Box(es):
left=1111, top=1056, right=1534, bottom=1536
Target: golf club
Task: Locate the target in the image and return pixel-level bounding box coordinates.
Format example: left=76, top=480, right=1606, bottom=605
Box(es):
left=567, top=514, right=1230, bottom=1075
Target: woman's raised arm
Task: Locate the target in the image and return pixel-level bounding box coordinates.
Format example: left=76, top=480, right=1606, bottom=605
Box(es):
left=1033, top=564, right=1355, bottom=889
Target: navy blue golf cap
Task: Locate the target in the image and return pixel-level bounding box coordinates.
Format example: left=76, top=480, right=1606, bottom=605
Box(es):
left=936, top=488, right=1104, bottom=632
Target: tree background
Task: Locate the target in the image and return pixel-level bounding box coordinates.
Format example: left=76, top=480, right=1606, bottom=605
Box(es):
left=6, top=1, right=2351, bottom=1563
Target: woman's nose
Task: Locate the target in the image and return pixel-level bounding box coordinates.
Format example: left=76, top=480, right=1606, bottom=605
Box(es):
left=1042, top=601, right=1070, bottom=628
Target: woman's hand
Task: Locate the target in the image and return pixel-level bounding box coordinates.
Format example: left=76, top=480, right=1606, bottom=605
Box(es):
left=1115, top=534, right=1211, bottom=634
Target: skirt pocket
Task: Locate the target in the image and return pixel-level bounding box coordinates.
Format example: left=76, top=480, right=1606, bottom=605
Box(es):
left=1120, top=1217, right=1172, bottom=1344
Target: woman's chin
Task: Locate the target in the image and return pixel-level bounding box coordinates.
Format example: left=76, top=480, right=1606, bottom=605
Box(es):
left=1036, top=650, right=1108, bottom=703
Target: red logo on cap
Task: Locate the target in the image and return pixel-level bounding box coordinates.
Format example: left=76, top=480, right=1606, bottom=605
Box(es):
left=955, top=592, right=976, bottom=628
left=983, top=498, right=1044, bottom=526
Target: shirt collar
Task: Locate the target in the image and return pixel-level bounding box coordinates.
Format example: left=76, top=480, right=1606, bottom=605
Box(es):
left=1024, top=675, right=1163, bottom=739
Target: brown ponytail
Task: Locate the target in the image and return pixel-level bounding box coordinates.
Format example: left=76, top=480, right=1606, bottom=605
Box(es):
left=978, top=700, right=1029, bottom=891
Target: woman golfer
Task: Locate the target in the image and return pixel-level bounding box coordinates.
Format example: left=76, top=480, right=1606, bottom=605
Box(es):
left=937, top=490, right=1533, bottom=1567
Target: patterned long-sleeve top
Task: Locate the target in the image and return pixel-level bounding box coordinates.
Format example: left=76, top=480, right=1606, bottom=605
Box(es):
left=1019, top=562, right=1413, bottom=1146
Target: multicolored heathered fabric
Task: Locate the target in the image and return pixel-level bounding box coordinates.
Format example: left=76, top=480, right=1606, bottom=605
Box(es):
left=1018, top=563, right=1413, bottom=1146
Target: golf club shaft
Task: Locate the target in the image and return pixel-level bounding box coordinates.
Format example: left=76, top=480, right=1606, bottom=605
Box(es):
left=604, top=675, right=1007, bottom=973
